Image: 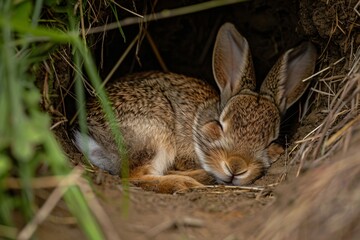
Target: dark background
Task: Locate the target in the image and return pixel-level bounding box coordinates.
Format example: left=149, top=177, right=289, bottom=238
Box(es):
left=92, top=0, right=304, bottom=88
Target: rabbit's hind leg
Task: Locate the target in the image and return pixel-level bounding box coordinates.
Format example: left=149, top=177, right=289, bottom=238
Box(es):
left=129, top=148, right=204, bottom=194
left=130, top=173, right=204, bottom=194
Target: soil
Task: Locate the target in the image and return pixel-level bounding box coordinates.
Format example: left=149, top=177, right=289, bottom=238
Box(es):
left=36, top=136, right=292, bottom=240
left=36, top=0, right=359, bottom=239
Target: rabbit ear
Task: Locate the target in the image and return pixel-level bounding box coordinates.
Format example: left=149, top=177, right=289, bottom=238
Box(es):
left=213, top=23, right=256, bottom=107
left=260, top=42, right=317, bottom=114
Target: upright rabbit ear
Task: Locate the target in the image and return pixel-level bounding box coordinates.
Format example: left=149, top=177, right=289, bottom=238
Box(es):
left=260, top=42, right=317, bottom=114
left=213, top=23, right=256, bottom=107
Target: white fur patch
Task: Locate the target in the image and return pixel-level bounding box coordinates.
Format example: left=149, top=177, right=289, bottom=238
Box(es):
left=194, top=140, right=217, bottom=174
left=221, top=161, right=232, bottom=177
left=74, top=131, right=107, bottom=168
left=150, top=148, right=175, bottom=176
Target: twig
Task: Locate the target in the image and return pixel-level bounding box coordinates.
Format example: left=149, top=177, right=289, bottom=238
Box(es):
left=291, top=123, right=324, bottom=154
left=146, top=31, right=168, bottom=72
left=310, top=87, right=335, bottom=96
left=17, top=167, right=83, bottom=240
left=302, top=57, right=345, bottom=82
left=77, top=176, right=121, bottom=240
left=193, top=184, right=277, bottom=192
left=111, top=1, right=144, bottom=18
left=6, top=174, right=76, bottom=189
left=100, top=34, right=140, bottom=89
left=79, top=0, right=86, bottom=42
left=297, top=146, right=311, bottom=177
left=324, top=114, right=360, bottom=148
left=354, top=1, right=360, bottom=17
left=86, top=0, right=248, bottom=34
left=319, top=74, right=346, bottom=82
left=50, top=118, right=68, bottom=130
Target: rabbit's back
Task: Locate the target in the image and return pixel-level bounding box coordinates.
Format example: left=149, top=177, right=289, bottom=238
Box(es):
left=88, top=72, right=217, bottom=128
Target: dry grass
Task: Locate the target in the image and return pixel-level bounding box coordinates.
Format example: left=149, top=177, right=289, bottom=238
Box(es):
left=292, top=31, right=360, bottom=172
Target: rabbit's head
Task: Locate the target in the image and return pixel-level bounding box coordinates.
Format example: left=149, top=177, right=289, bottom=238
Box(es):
left=194, top=23, right=317, bottom=185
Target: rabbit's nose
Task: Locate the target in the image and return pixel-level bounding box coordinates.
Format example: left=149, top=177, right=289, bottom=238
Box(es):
left=223, top=161, right=249, bottom=184
left=218, top=172, right=250, bottom=186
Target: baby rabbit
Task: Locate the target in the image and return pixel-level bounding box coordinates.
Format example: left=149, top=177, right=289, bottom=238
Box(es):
left=74, top=23, right=317, bottom=193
